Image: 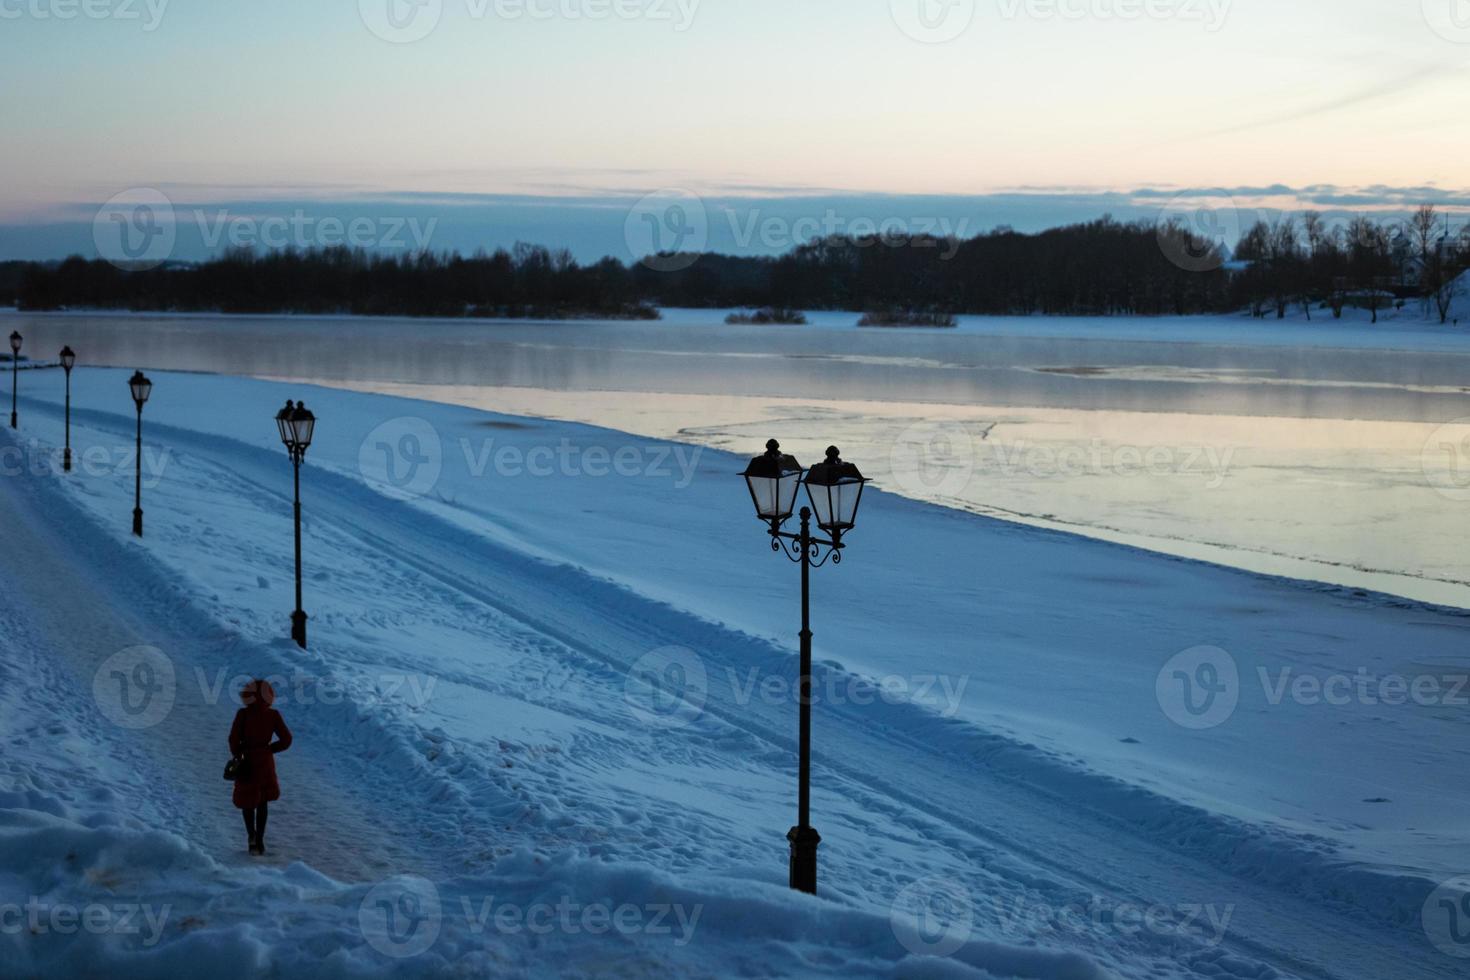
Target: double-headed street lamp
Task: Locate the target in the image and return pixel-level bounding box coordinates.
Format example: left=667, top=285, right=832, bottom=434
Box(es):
left=741, top=440, right=868, bottom=896
left=275, top=400, right=316, bottom=649
left=60, top=347, right=76, bottom=472
left=129, top=371, right=152, bottom=536
left=9, top=331, right=20, bottom=428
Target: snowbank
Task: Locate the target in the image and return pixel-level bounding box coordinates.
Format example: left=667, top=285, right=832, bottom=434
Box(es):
left=1, top=367, right=1465, bottom=976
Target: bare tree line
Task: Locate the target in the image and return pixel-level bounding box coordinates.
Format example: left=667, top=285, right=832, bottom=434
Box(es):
left=1232, top=205, right=1469, bottom=324
left=3, top=207, right=1466, bottom=323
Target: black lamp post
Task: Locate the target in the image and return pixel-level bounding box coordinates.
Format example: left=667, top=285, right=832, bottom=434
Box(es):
left=740, top=440, right=868, bottom=896
left=59, top=347, right=75, bottom=472
left=9, top=331, right=21, bottom=429
left=128, top=371, right=152, bottom=536
left=276, top=400, right=316, bottom=649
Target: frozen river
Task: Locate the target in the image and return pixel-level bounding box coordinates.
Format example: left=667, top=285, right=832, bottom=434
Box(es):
left=6, top=307, right=1470, bottom=607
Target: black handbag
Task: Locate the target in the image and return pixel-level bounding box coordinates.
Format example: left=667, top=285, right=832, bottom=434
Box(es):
left=223, top=754, right=253, bottom=782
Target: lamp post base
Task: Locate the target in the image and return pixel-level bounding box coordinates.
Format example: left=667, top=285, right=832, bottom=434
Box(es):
left=9, top=412, right=14, bottom=429
left=787, top=825, right=821, bottom=895
left=291, top=610, right=308, bottom=649
left=63, top=448, right=71, bottom=473
left=132, top=508, right=143, bottom=538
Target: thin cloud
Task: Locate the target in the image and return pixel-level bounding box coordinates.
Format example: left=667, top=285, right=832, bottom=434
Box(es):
left=1176, top=62, right=1456, bottom=141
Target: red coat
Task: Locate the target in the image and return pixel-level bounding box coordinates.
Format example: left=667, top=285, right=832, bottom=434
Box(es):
left=229, top=684, right=293, bottom=809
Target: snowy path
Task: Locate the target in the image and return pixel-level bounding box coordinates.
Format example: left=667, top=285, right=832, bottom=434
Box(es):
left=1, top=370, right=1465, bottom=977
left=0, top=442, right=454, bottom=883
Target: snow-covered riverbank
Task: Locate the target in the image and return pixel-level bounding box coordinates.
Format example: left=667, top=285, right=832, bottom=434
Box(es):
left=1, top=368, right=1466, bottom=977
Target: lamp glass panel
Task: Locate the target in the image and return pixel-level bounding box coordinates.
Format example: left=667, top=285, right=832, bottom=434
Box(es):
left=808, top=478, right=864, bottom=532
left=291, top=413, right=315, bottom=450
left=746, top=474, right=779, bottom=518
left=808, top=482, right=834, bottom=529
left=775, top=470, right=802, bottom=520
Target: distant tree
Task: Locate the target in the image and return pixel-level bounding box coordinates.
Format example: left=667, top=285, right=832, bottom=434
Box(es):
left=1408, top=204, right=1445, bottom=318
left=1272, top=218, right=1305, bottom=319
left=1319, top=224, right=1350, bottom=319
left=1303, top=211, right=1327, bottom=256
left=1233, top=221, right=1270, bottom=316
left=1346, top=216, right=1393, bottom=324
left=1410, top=204, right=1439, bottom=269
left=1300, top=211, right=1332, bottom=318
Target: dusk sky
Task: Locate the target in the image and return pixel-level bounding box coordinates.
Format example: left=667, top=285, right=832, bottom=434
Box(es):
left=3, top=0, right=1469, bottom=260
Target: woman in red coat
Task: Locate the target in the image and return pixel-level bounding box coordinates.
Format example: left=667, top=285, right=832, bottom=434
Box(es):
left=229, top=679, right=293, bottom=856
